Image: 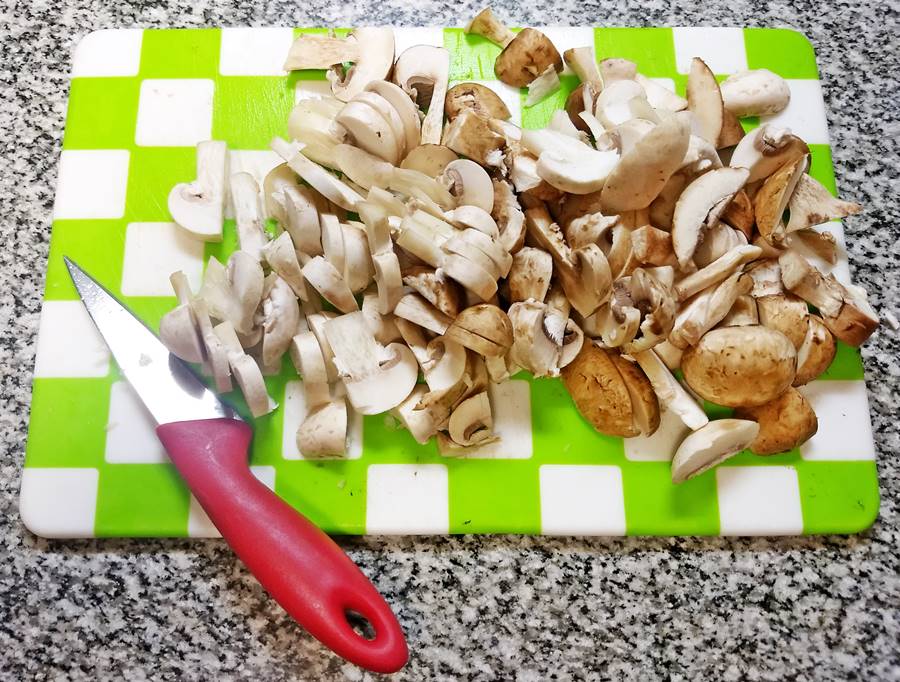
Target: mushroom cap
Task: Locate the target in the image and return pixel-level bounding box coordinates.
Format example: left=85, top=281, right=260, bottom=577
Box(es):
left=445, top=82, right=511, bottom=120
left=793, top=315, right=836, bottom=386
left=445, top=304, right=513, bottom=357
left=682, top=325, right=797, bottom=407
left=422, top=337, right=467, bottom=391
left=494, top=28, right=562, bottom=87
left=721, top=69, right=791, bottom=118
left=756, top=293, right=810, bottom=350
left=670, top=419, right=760, bottom=483
left=734, top=387, right=817, bottom=455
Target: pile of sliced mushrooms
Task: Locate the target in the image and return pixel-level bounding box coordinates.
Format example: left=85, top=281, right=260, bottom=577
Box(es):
left=161, top=9, right=879, bottom=481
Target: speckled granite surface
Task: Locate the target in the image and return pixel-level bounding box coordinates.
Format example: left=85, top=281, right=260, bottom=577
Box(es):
left=1, top=0, right=898, bottom=679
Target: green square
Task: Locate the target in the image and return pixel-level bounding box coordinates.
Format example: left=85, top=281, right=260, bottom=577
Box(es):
left=796, top=460, right=879, bottom=533
left=124, top=146, right=197, bottom=222
left=45, top=220, right=126, bottom=300
left=139, top=29, right=221, bottom=78
left=95, top=463, right=191, bottom=536
left=820, top=341, right=865, bottom=381
left=530, top=377, right=625, bottom=464
left=521, top=74, right=578, bottom=130
left=444, top=28, right=505, bottom=81
left=622, top=462, right=720, bottom=535
left=594, top=28, right=677, bottom=77
left=63, top=78, right=140, bottom=150
left=743, top=29, right=819, bottom=79
left=447, top=460, right=540, bottom=533
left=275, top=460, right=367, bottom=534
left=25, top=378, right=112, bottom=468
left=121, top=296, right=179, bottom=334
left=360, top=412, right=444, bottom=464
left=213, top=77, right=294, bottom=149
left=808, top=144, right=836, bottom=194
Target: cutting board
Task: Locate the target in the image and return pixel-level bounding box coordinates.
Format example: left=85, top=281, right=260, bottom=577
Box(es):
left=21, top=26, right=879, bottom=538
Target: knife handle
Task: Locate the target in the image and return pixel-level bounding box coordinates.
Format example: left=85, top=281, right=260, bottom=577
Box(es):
left=157, top=418, right=408, bottom=674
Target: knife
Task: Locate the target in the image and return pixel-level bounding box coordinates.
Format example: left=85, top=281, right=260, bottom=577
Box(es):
left=64, top=257, right=408, bottom=674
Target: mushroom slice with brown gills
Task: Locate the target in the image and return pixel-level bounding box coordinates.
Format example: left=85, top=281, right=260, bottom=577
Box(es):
left=403, top=266, right=463, bottom=318
left=687, top=57, right=724, bottom=146
left=440, top=159, right=494, bottom=213
left=393, top=45, right=451, bottom=146
left=283, top=33, right=360, bottom=70
left=670, top=419, right=759, bottom=484
left=756, top=293, right=809, bottom=350
left=793, top=315, right=836, bottom=386
left=465, top=7, right=516, bottom=47
left=754, top=154, right=808, bottom=245
left=507, top=247, right=553, bottom=302
left=561, top=342, right=639, bottom=437
left=600, top=111, right=692, bottom=213
left=720, top=69, right=791, bottom=117
left=447, top=392, right=496, bottom=447
left=720, top=189, right=754, bottom=239
left=323, top=311, right=418, bottom=414
left=168, top=140, right=227, bottom=242
left=297, top=398, right=349, bottom=458
left=633, top=348, right=709, bottom=431
left=734, top=387, right=817, bottom=455
left=445, top=82, right=511, bottom=121
left=442, top=109, right=507, bottom=169
left=160, top=271, right=205, bottom=363
left=494, top=28, right=562, bottom=87
left=492, top=179, right=527, bottom=254
left=671, top=167, right=750, bottom=267
left=785, top=173, right=862, bottom=234
left=729, top=124, right=809, bottom=183
left=289, top=330, right=331, bottom=409
left=669, top=272, right=754, bottom=349
left=611, top=354, right=660, bottom=436
left=445, top=304, right=514, bottom=357
left=622, top=268, right=678, bottom=354
left=401, top=145, right=458, bottom=178
left=324, top=27, right=394, bottom=102
left=682, top=325, right=796, bottom=408
left=214, top=321, right=274, bottom=418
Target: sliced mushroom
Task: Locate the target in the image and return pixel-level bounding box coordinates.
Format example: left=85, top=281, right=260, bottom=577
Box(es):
left=258, top=275, right=300, bottom=368
left=492, top=179, right=527, bottom=254
left=720, top=189, right=754, bottom=239
left=746, top=258, right=783, bottom=298
left=674, top=244, right=763, bottom=301
left=621, top=268, right=678, bottom=354
left=494, top=28, right=562, bottom=87
left=729, top=124, right=809, bottom=183
left=334, top=144, right=393, bottom=191
left=669, top=272, right=753, bottom=349
left=794, top=315, right=836, bottom=386
left=445, top=82, right=511, bottom=121
left=565, top=82, right=600, bottom=133
left=734, top=387, right=817, bottom=455
left=718, top=108, right=746, bottom=149
left=168, top=140, right=227, bottom=242
left=287, top=97, right=344, bottom=168
left=565, top=212, right=618, bottom=250
left=198, top=252, right=264, bottom=335
left=289, top=330, right=331, bottom=409
left=633, top=348, right=708, bottom=431
left=464, top=7, right=516, bottom=47
left=599, top=57, right=637, bottom=83
left=445, top=205, right=500, bottom=239
left=214, top=321, right=274, bottom=418
left=283, top=33, right=360, bottom=70
left=228, top=173, right=268, bottom=260
left=507, top=247, right=553, bottom=302
left=420, top=336, right=468, bottom=391
left=720, top=69, right=791, bottom=117
left=282, top=185, right=323, bottom=257
left=508, top=300, right=564, bottom=377
left=391, top=385, right=438, bottom=444
left=326, top=27, right=394, bottom=102
left=393, top=293, right=453, bottom=335
left=297, top=399, right=349, bottom=458
left=635, top=73, right=688, bottom=112
left=445, top=304, right=514, bottom=357
left=756, top=293, right=809, bottom=350
left=301, top=256, right=357, bottom=313
left=442, top=109, right=506, bottom=168
left=335, top=97, right=402, bottom=165
left=521, top=128, right=619, bottom=195
left=448, top=391, right=495, bottom=446
left=778, top=250, right=845, bottom=318
left=563, top=47, right=602, bottom=84
left=631, top=225, right=676, bottom=266
left=262, top=232, right=306, bottom=299
left=365, top=79, right=422, bottom=154
left=785, top=172, right=862, bottom=234
left=440, top=159, right=494, bottom=212
left=403, top=266, right=463, bottom=317
left=755, top=154, right=808, bottom=245
left=400, top=144, right=458, bottom=178
left=686, top=58, right=724, bottom=145
left=190, top=298, right=231, bottom=392
left=393, top=45, right=451, bottom=146
left=592, top=79, right=644, bottom=128
left=670, top=419, right=759, bottom=484
left=271, top=137, right=363, bottom=211
left=159, top=271, right=205, bottom=363
left=611, top=354, right=660, bottom=436
left=824, top=282, right=880, bottom=348
left=720, top=294, right=759, bottom=327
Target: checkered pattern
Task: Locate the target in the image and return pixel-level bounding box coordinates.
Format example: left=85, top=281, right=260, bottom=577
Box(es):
left=22, top=27, right=879, bottom=538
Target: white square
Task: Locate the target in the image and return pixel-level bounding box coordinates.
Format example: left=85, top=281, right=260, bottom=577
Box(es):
left=71, top=29, right=143, bottom=78
left=449, top=79, right=522, bottom=125
left=294, top=80, right=333, bottom=103
left=187, top=466, right=276, bottom=537
left=760, top=80, right=830, bottom=145
left=366, top=464, right=449, bottom=534
left=438, top=380, right=532, bottom=458
left=624, top=408, right=691, bottom=462
left=717, top=466, right=803, bottom=535
left=219, top=27, right=295, bottom=76
left=135, top=79, right=214, bottom=147
left=672, top=27, right=748, bottom=74
left=34, top=300, right=110, bottom=378
left=20, top=468, right=99, bottom=538
left=539, top=465, right=626, bottom=535
left=798, top=381, right=875, bottom=461
left=104, top=381, right=167, bottom=464
left=533, top=27, right=595, bottom=76
left=228, top=150, right=283, bottom=186
left=393, top=27, right=445, bottom=56
left=120, top=222, right=204, bottom=296
left=53, top=149, right=130, bottom=220
left=281, top=381, right=363, bottom=460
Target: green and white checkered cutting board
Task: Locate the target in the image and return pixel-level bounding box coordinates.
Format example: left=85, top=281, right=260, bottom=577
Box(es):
left=21, top=26, right=879, bottom=539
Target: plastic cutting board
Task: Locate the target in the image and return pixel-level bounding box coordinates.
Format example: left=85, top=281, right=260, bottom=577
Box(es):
left=20, top=26, right=880, bottom=538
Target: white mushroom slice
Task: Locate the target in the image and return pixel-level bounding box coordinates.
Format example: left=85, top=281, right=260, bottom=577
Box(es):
left=484, top=354, right=512, bottom=383
left=785, top=173, right=862, bottom=234
left=262, top=232, right=306, bottom=299
left=565, top=212, right=618, bottom=250
left=391, top=385, right=438, bottom=444
left=198, top=253, right=263, bottom=335
left=361, top=291, right=401, bottom=344
left=686, top=57, right=724, bottom=145
left=547, top=109, right=587, bottom=140
left=671, top=419, right=759, bottom=483
left=599, top=57, right=637, bottom=83
left=671, top=167, right=750, bottom=267
left=335, top=99, right=401, bottom=165
left=594, top=79, right=646, bottom=128
left=393, top=45, right=450, bottom=146
left=191, top=298, right=232, bottom=392
left=442, top=109, right=507, bottom=168
left=355, top=90, right=409, bottom=158
left=456, top=228, right=512, bottom=277
left=465, top=7, right=515, bottom=47
left=326, top=27, right=395, bottom=102
left=341, top=222, right=374, bottom=294
left=669, top=272, right=753, bottom=349
left=492, top=179, right=526, bottom=254
left=441, top=253, right=498, bottom=301
left=674, top=244, right=763, bottom=301
left=422, top=337, right=468, bottom=391
left=448, top=391, right=494, bottom=447
left=159, top=271, right=205, bottom=364
left=692, top=222, right=748, bottom=268
left=394, top=293, right=453, bottom=335
left=228, top=172, right=268, bottom=260
left=600, top=111, right=692, bottom=212
left=356, top=201, right=393, bottom=255
left=305, top=311, right=339, bottom=382
left=289, top=331, right=331, bottom=409
left=319, top=213, right=345, bottom=273
left=444, top=206, right=499, bottom=239
left=440, top=159, right=493, bottom=212
left=401, top=144, right=458, bottom=178
left=301, top=256, right=358, bottom=313
left=396, top=212, right=454, bottom=267
left=365, top=80, right=422, bottom=154
left=524, top=64, right=561, bottom=107
left=283, top=185, right=323, bottom=256
left=508, top=300, right=562, bottom=377
left=168, top=140, right=227, bottom=242
left=720, top=69, right=791, bottom=117
left=259, top=275, right=300, bottom=367
left=746, top=258, right=783, bottom=298
left=522, top=128, right=620, bottom=195
left=633, top=349, right=708, bottom=431
left=390, top=167, right=456, bottom=210
left=334, top=143, right=393, bottom=190
left=323, top=311, right=418, bottom=414
left=596, top=302, right=641, bottom=348
left=507, top=247, right=553, bottom=302
left=652, top=339, right=684, bottom=371
left=271, top=137, right=363, bottom=211
left=635, top=73, right=688, bottom=112
left=297, top=399, right=349, bottom=458
left=214, top=321, right=274, bottom=418
left=609, top=118, right=657, bottom=156
left=264, top=163, right=303, bottom=223
left=729, top=124, right=809, bottom=183
left=287, top=98, right=343, bottom=168
left=283, top=33, right=360, bottom=70
left=564, top=47, right=602, bottom=84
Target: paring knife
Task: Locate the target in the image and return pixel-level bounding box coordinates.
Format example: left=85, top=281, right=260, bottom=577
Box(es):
left=64, top=257, right=408, bottom=674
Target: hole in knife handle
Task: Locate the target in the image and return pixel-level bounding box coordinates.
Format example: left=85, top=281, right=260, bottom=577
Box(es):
left=344, top=609, right=377, bottom=640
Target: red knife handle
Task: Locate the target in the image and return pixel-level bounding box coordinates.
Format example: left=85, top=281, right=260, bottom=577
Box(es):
left=157, top=418, right=408, bottom=674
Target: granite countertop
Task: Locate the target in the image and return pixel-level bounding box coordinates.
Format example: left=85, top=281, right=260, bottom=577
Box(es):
left=2, top=0, right=898, bottom=679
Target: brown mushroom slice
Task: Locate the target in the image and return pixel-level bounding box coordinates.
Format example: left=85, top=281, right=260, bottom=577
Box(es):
left=393, top=293, right=453, bottom=335
left=600, top=111, right=692, bottom=213
left=824, top=282, right=880, bottom=348
left=720, top=189, right=754, bottom=239
left=400, top=144, right=458, bottom=178
left=669, top=272, right=753, bottom=349
left=445, top=82, right=511, bottom=121
left=754, top=154, right=808, bottom=245
left=734, top=387, right=817, bottom=455
left=670, top=419, right=760, bottom=484
left=465, top=7, right=516, bottom=47
left=720, top=69, right=791, bottom=117
left=442, top=109, right=506, bottom=169
left=718, top=108, right=745, bottom=149
left=729, top=124, right=810, bottom=183
left=565, top=82, right=600, bottom=133
left=611, top=354, right=660, bottom=436
left=671, top=167, right=750, bottom=267
left=507, top=247, right=553, bottom=302
left=647, top=171, right=688, bottom=231
left=403, top=266, right=463, bottom=318
left=793, top=315, right=836, bottom=386
left=393, top=45, right=450, bottom=146
left=785, top=173, right=862, bottom=235
left=561, top=343, right=639, bottom=437
left=325, top=27, right=394, bottom=102
left=674, top=244, right=763, bottom=301
left=445, top=304, right=514, bottom=358
left=720, top=294, right=759, bottom=327
left=682, top=325, right=796, bottom=407
left=778, top=250, right=845, bottom=318
left=494, top=28, right=562, bottom=87
left=756, top=293, right=809, bottom=350
left=745, top=258, right=783, bottom=298
left=633, top=348, right=708, bottom=431
left=635, top=73, right=688, bottom=112
left=687, top=57, right=724, bottom=145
